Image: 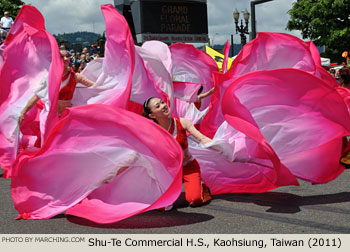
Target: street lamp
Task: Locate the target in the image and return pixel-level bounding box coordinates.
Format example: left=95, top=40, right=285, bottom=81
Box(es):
left=233, top=8, right=250, bottom=46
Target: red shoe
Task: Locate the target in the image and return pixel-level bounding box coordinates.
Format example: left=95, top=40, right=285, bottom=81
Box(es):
left=189, top=184, right=212, bottom=207
left=202, top=184, right=212, bottom=204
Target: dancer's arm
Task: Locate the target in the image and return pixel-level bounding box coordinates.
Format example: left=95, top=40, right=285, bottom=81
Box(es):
left=75, top=73, right=94, bottom=87
left=18, top=95, right=39, bottom=124
left=197, top=87, right=214, bottom=103
left=180, top=118, right=212, bottom=144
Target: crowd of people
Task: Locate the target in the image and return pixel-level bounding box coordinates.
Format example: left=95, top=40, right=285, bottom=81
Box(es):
left=59, top=43, right=101, bottom=73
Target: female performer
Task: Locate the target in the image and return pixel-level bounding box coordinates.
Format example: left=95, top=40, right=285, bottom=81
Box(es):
left=143, top=97, right=212, bottom=207
left=18, top=48, right=94, bottom=124
left=194, top=86, right=214, bottom=110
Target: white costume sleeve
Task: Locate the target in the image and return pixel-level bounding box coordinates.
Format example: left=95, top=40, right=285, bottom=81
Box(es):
left=34, top=72, right=49, bottom=100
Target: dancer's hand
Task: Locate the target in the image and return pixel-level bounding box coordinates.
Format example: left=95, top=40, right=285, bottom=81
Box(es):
left=200, top=137, right=212, bottom=145
left=18, top=112, right=25, bottom=125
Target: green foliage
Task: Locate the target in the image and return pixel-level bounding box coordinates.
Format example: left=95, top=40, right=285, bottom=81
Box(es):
left=96, top=32, right=106, bottom=56
left=286, top=0, right=350, bottom=62
left=54, top=31, right=106, bottom=56
left=54, top=31, right=100, bottom=45
left=0, top=0, right=25, bottom=18
left=54, top=31, right=101, bottom=51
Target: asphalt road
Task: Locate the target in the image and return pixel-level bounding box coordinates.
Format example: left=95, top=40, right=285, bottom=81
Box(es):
left=1, top=167, right=350, bottom=234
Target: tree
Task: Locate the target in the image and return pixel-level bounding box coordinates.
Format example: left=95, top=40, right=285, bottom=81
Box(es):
left=96, top=31, right=106, bottom=57
left=286, top=0, right=350, bottom=63
left=0, top=0, right=25, bottom=19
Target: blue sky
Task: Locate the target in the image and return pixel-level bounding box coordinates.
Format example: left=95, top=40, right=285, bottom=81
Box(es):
left=23, top=0, right=301, bottom=45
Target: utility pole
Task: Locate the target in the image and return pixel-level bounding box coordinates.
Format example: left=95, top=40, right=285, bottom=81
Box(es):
left=231, top=34, right=234, bottom=57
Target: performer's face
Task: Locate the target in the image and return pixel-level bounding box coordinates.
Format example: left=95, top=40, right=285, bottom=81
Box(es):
left=60, top=50, right=70, bottom=68
left=148, top=98, right=170, bottom=119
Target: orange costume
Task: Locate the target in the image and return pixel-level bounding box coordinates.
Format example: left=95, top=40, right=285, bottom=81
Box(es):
left=168, top=118, right=211, bottom=206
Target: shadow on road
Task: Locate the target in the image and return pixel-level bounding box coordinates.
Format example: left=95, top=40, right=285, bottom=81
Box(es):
left=215, top=191, right=350, bottom=214
left=66, top=209, right=214, bottom=229
left=66, top=192, right=214, bottom=229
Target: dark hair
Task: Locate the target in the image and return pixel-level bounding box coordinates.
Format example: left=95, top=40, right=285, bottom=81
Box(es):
left=59, top=49, right=68, bottom=59
left=142, top=97, right=158, bottom=123
left=72, top=62, right=80, bottom=72
left=197, top=85, right=204, bottom=95
left=339, top=67, right=350, bottom=86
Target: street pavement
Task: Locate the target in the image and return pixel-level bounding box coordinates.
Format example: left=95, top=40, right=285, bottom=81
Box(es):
left=1, top=167, right=349, bottom=234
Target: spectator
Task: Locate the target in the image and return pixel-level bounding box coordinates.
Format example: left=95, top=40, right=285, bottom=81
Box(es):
left=70, top=51, right=78, bottom=66
left=79, top=54, right=89, bottom=70
left=339, top=67, right=350, bottom=89
left=78, top=63, right=85, bottom=72
left=75, top=52, right=81, bottom=64
left=86, top=54, right=92, bottom=62
left=82, top=47, right=89, bottom=57
left=0, top=12, right=14, bottom=38
left=90, top=44, right=98, bottom=54
left=335, top=68, right=341, bottom=84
